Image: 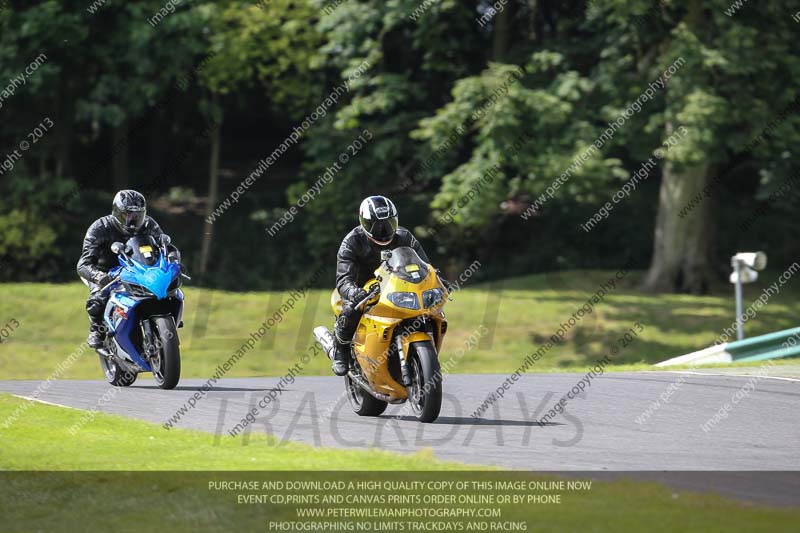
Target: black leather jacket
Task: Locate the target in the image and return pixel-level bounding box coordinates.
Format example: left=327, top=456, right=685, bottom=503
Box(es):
left=77, top=215, right=164, bottom=282
left=336, top=225, right=430, bottom=302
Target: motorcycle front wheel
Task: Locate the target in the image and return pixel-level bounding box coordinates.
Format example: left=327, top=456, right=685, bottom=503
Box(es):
left=407, top=341, right=442, bottom=423
left=149, top=316, right=181, bottom=390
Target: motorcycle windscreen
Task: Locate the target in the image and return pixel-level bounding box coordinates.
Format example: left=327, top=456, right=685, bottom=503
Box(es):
left=125, top=235, right=161, bottom=267
left=387, top=246, right=429, bottom=283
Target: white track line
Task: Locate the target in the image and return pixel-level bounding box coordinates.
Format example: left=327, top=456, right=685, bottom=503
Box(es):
left=666, top=371, right=800, bottom=383
left=11, top=395, right=82, bottom=410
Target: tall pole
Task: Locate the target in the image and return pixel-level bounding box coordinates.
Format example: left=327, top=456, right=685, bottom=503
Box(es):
left=734, top=260, right=744, bottom=341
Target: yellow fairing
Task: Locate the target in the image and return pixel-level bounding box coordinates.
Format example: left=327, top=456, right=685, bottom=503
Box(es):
left=353, top=314, right=405, bottom=398
left=331, top=289, right=342, bottom=316
left=369, top=264, right=446, bottom=320
left=330, top=262, right=448, bottom=402
left=401, top=332, right=433, bottom=360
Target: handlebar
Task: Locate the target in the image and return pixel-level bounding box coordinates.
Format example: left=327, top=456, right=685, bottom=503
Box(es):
left=355, top=283, right=381, bottom=311
left=100, top=274, right=121, bottom=293
left=100, top=268, right=188, bottom=293
left=353, top=270, right=454, bottom=311
left=440, top=278, right=454, bottom=293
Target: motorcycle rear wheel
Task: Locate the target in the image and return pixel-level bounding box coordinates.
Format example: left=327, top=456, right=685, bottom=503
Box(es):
left=149, top=316, right=181, bottom=390
left=345, top=372, right=387, bottom=417
left=99, top=353, right=137, bottom=387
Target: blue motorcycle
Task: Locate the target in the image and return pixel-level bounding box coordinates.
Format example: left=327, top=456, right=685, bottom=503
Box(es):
left=96, top=234, right=187, bottom=389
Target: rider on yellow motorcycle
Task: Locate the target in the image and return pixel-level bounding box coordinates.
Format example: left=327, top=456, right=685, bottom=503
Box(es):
left=332, top=195, right=438, bottom=376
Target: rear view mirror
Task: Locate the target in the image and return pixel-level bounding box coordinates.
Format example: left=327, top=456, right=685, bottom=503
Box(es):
left=110, top=242, right=124, bottom=255
left=160, top=234, right=172, bottom=247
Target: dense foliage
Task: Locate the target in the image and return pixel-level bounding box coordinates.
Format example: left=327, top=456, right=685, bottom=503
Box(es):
left=0, top=0, right=797, bottom=291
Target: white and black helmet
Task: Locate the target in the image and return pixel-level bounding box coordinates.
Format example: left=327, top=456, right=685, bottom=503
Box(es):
left=359, top=196, right=398, bottom=245
left=111, top=189, right=147, bottom=236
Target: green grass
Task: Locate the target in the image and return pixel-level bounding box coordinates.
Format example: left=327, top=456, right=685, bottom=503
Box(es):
left=0, top=393, right=459, bottom=470
left=1, top=269, right=798, bottom=380
left=1, top=394, right=798, bottom=532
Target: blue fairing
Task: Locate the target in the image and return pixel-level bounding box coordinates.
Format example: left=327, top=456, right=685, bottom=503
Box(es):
left=104, top=245, right=183, bottom=373
left=119, top=253, right=181, bottom=299
left=115, top=305, right=151, bottom=371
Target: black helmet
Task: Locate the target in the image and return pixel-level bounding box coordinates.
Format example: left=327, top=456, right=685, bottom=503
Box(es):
left=111, top=190, right=147, bottom=236
left=359, top=196, right=398, bottom=245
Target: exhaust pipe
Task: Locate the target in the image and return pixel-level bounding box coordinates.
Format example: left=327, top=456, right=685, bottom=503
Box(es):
left=346, top=371, right=401, bottom=404
left=316, top=326, right=405, bottom=405
left=96, top=347, right=113, bottom=358
left=313, top=326, right=336, bottom=361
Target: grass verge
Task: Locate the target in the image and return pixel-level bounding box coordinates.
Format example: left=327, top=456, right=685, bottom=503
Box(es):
left=0, top=393, right=456, bottom=470
left=1, top=394, right=798, bottom=532
left=1, top=269, right=798, bottom=380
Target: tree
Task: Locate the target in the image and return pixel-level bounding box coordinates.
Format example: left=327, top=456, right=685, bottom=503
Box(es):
left=415, top=0, right=800, bottom=292
left=196, top=0, right=324, bottom=276
left=293, top=0, right=489, bottom=270
left=633, top=0, right=800, bottom=292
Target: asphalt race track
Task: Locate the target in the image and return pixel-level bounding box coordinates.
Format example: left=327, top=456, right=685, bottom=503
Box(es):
left=2, top=372, right=799, bottom=506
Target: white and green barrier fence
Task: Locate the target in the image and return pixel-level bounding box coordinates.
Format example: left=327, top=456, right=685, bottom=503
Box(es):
left=656, top=326, right=800, bottom=367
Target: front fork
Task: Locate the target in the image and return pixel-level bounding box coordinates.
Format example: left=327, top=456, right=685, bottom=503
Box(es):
left=396, top=337, right=411, bottom=387
left=141, top=319, right=155, bottom=360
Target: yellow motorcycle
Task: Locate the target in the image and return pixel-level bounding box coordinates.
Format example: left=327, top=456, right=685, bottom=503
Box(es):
left=314, top=247, right=449, bottom=423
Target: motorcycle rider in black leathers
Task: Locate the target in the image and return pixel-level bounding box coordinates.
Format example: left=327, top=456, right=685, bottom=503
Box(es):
left=332, top=195, right=432, bottom=376
left=77, top=190, right=176, bottom=348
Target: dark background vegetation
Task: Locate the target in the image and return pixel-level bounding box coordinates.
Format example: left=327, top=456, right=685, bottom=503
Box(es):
left=0, top=0, right=797, bottom=291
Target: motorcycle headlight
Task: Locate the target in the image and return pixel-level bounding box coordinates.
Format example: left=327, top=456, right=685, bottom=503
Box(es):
left=124, top=282, right=155, bottom=298
left=387, top=292, right=420, bottom=310
left=422, top=288, right=444, bottom=308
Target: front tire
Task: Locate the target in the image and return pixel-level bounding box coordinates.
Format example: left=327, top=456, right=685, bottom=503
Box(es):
left=407, top=341, right=442, bottom=423
left=149, top=316, right=181, bottom=390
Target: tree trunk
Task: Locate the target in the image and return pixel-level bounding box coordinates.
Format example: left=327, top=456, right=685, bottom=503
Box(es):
left=491, top=1, right=513, bottom=61
left=681, top=167, right=716, bottom=294
left=643, top=0, right=716, bottom=295
left=147, top=114, right=168, bottom=181
left=111, top=119, right=130, bottom=189
left=198, top=104, right=223, bottom=277
left=55, top=90, right=73, bottom=182
left=642, top=161, right=713, bottom=293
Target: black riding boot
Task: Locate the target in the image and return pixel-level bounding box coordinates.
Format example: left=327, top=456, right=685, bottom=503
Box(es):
left=333, top=302, right=360, bottom=376
left=86, top=288, right=109, bottom=349
left=87, top=320, right=106, bottom=349
left=331, top=337, right=351, bottom=376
